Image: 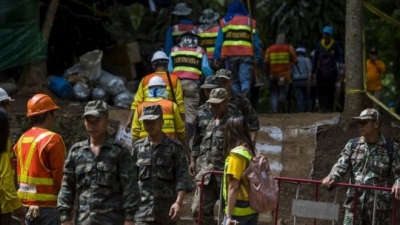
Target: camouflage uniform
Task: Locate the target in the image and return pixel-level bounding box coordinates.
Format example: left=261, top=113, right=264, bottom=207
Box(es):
left=328, top=124, right=400, bottom=224
left=230, top=93, right=260, bottom=131
left=191, top=88, right=238, bottom=225
left=215, top=69, right=260, bottom=131
left=58, top=101, right=140, bottom=225
left=132, top=136, right=192, bottom=224
left=132, top=105, right=192, bottom=224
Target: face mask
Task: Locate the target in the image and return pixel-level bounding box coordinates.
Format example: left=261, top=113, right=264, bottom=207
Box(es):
left=148, top=86, right=167, bottom=98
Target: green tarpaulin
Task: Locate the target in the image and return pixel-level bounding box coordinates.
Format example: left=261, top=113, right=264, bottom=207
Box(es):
left=0, top=0, right=47, bottom=71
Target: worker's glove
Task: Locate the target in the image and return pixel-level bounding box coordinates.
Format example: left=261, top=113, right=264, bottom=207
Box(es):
left=26, top=205, right=40, bottom=221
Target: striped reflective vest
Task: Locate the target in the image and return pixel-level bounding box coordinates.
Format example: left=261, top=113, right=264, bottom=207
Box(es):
left=268, top=44, right=291, bottom=80
left=197, top=25, right=220, bottom=60
left=137, top=99, right=175, bottom=138
left=171, top=46, right=204, bottom=80
left=220, top=16, right=256, bottom=57
left=172, top=23, right=197, bottom=44
left=142, top=72, right=179, bottom=100
left=223, top=147, right=257, bottom=216
left=15, top=129, right=58, bottom=207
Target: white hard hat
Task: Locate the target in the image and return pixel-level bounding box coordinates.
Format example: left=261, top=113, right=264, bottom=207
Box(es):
left=151, top=51, right=169, bottom=62
left=0, top=88, right=14, bottom=103
left=148, top=76, right=166, bottom=87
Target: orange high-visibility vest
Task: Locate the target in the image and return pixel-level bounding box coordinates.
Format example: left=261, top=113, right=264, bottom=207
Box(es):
left=198, top=25, right=220, bottom=60
left=172, top=23, right=197, bottom=44
left=15, top=129, right=58, bottom=207
left=267, top=44, right=291, bottom=80
left=142, top=72, right=179, bottom=100
left=137, top=99, right=175, bottom=138
left=171, top=46, right=204, bottom=80
left=220, top=15, right=256, bottom=57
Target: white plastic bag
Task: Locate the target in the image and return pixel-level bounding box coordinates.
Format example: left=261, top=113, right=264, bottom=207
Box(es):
left=79, top=50, right=103, bottom=82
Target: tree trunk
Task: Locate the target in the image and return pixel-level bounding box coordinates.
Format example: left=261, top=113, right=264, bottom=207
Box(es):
left=342, top=0, right=365, bottom=128
left=19, top=0, right=60, bottom=95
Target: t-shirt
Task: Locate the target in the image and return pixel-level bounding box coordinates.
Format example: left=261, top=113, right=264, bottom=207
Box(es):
left=225, top=152, right=250, bottom=201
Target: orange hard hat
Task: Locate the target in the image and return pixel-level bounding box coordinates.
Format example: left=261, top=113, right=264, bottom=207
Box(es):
left=27, top=94, right=60, bottom=117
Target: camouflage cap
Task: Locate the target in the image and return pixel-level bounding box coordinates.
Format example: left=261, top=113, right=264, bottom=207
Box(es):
left=352, top=108, right=379, bottom=121
left=206, top=88, right=228, bottom=104
left=139, top=104, right=163, bottom=121
left=200, top=76, right=220, bottom=89
left=83, top=100, right=109, bottom=118
left=215, top=69, right=232, bottom=80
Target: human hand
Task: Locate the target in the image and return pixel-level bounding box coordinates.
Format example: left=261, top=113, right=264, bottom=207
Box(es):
left=214, top=59, right=221, bottom=68
left=125, top=121, right=132, bottom=133
left=123, top=221, right=135, bottom=225
left=189, top=161, right=196, bottom=177
left=392, top=184, right=400, bottom=200
left=61, top=221, right=73, bottom=225
left=169, top=202, right=181, bottom=221
left=322, top=176, right=336, bottom=189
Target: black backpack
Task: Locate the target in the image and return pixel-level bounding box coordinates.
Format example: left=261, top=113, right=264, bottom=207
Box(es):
left=317, top=51, right=338, bottom=79
left=351, top=137, right=395, bottom=162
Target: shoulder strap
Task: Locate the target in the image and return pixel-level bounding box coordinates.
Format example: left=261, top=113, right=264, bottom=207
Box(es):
left=385, top=139, right=394, bottom=162
left=351, top=137, right=360, bottom=151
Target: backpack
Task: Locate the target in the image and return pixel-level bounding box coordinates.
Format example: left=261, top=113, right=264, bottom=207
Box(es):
left=242, top=155, right=279, bottom=213
left=317, top=51, right=338, bottom=79
left=351, top=137, right=395, bottom=162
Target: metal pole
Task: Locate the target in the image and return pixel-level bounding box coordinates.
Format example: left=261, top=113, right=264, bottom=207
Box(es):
left=371, top=190, right=378, bottom=225
left=294, top=182, right=301, bottom=225
left=274, top=180, right=281, bottom=225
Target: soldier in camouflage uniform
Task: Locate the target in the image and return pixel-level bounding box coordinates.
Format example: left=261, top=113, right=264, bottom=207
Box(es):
left=190, top=76, right=239, bottom=176
left=131, top=104, right=192, bottom=225
left=322, top=109, right=400, bottom=225
left=58, top=101, right=139, bottom=225
left=191, top=88, right=236, bottom=225
left=215, top=69, right=260, bottom=143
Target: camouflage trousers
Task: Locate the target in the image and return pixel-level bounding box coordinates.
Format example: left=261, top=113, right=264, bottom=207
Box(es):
left=343, top=208, right=390, bottom=225
left=135, top=222, right=176, bottom=225
left=191, top=176, right=221, bottom=225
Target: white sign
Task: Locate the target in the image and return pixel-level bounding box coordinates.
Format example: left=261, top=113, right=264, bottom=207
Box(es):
left=115, top=125, right=133, bottom=148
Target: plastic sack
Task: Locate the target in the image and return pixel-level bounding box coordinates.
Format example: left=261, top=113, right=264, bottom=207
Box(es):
left=0, top=82, right=18, bottom=96
left=72, top=82, right=91, bottom=101
left=92, top=87, right=110, bottom=102
left=113, top=90, right=134, bottom=109
left=79, top=50, right=103, bottom=82
left=98, top=70, right=126, bottom=96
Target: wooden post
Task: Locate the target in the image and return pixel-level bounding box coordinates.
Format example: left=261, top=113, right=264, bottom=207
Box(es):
left=342, top=0, right=365, bottom=126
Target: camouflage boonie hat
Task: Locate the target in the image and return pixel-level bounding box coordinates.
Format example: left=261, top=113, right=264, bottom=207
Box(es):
left=139, top=104, right=163, bottom=121
left=200, top=76, right=220, bottom=89
left=82, top=100, right=109, bottom=118
left=215, top=69, right=232, bottom=80
left=206, top=88, right=228, bottom=104
left=352, top=108, right=379, bottom=121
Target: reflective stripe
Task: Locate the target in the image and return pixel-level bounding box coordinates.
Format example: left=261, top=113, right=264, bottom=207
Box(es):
left=18, top=192, right=57, bottom=201
left=223, top=147, right=256, bottom=216
left=173, top=66, right=202, bottom=75
left=270, top=52, right=290, bottom=64
left=223, top=40, right=252, bottom=47
left=171, top=51, right=203, bottom=57
left=163, top=115, right=175, bottom=120
left=199, top=32, right=218, bottom=38
left=222, top=25, right=251, bottom=32
left=18, top=132, right=53, bottom=180
left=17, top=175, right=54, bottom=185
left=22, top=137, right=34, bottom=143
